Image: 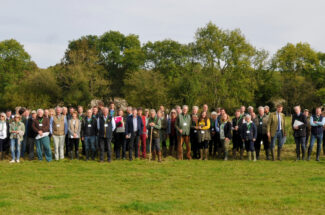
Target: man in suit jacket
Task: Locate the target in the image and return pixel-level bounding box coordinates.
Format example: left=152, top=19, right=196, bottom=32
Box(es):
left=267, top=104, right=286, bottom=161
left=125, top=108, right=143, bottom=161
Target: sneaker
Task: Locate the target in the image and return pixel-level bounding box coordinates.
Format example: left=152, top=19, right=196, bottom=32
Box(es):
left=9, top=160, right=15, bottom=163
left=16, top=160, right=20, bottom=163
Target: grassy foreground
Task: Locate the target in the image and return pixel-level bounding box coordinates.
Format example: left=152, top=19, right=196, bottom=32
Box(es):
left=0, top=145, right=325, bottom=215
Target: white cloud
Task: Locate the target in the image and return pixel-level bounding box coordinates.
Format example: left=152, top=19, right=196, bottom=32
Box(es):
left=0, top=0, right=324, bottom=68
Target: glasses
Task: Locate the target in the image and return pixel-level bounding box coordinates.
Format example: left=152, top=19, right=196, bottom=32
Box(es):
left=0, top=116, right=4, bottom=118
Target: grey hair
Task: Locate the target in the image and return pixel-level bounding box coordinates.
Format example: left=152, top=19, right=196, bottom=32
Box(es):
left=258, top=106, right=264, bottom=111
left=192, top=106, right=199, bottom=110
left=150, top=109, right=156, bottom=114
left=37, top=109, right=44, bottom=114
left=182, top=105, right=188, bottom=109
left=0, top=112, right=6, bottom=120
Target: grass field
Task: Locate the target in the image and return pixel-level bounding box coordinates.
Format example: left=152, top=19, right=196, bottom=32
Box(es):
left=1, top=144, right=325, bottom=215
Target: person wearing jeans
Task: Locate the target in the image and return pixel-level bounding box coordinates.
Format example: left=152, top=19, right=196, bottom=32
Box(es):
left=267, top=104, right=286, bottom=161
left=307, top=107, right=325, bottom=161
left=9, top=114, right=25, bottom=163
left=81, top=109, right=98, bottom=160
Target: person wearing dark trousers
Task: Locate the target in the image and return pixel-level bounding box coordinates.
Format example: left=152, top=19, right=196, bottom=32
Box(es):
left=253, top=106, right=270, bottom=160
left=77, top=106, right=86, bottom=156
left=97, top=107, right=116, bottom=162
left=232, top=109, right=245, bottom=159
left=27, top=111, right=37, bottom=160
left=322, top=110, right=325, bottom=155
left=138, top=108, right=147, bottom=159
left=190, top=106, right=199, bottom=159
left=125, top=108, right=143, bottom=161
left=68, top=111, right=81, bottom=160
left=147, top=109, right=162, bottom=162
left=292, top=105, right=307, bottom=161
left=209, top=112, right=219, bottom=159
left=114, top=109, right=126, bottom=159
left=167, top=109, right=178, bottom=158
left=303, top=109, right=311, bottom=149
left=197, top=111, right=211, bottom=160
left=218, top=114, right=232, bottom=161
left=241, top=114, right=257, bottom=161
left=307, top=107, right=325, bottom=161
left=0, top=113, right=9, bottom=160
left=81, top=109, right=98, bottom=160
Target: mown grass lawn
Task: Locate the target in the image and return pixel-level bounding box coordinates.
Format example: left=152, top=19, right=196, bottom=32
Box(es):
left=1, top=144, right=325, bottom=215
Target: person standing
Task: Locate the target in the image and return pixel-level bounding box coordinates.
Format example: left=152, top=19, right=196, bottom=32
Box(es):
left=68, top=111, right=81, bottom=160
left=32, top=109, right=52, bottom=162
left=0, top=113, right=9, bottom=160
left=27, top=111, right=37, bottom=160
left=218, top=114, right=232, bottom=160
left=97, top=107, right=116, bottom=162
left=190, top=106, right=199, bottom=159
left=147, top=109, right=162, bottom=162
left=307, top=107, right=325, bottom=161
left=50, top=106, right=68, bottom=161
left=159, top=108, right=168, bottom=158
left=197, top=111, right=211, bottom=160
left=125, top=108, right=143, bottom=161
left=253, top=106, right=270, bottom=160
left=167, top=109, right=178, bottom=157
left=175, top=105, right=192, bottom=160
left=81, top=109, right=98, bottom=160
left=114, top=109, right=126, bottom=159
left=303, top=109, right=311, bottom=148
left=292, top=105, right=307, bottom=160
left=20, top=109, right=29, bottom=158
left=137, top=108, right=147, bottom=159
left=209, top=112, right=219, bottom=158
left=267, top=104, right=286, bottom=161
left=9, top=114, right=25, bottom=163
left=241, top=115, right=257, bottom=161
left=232, top=109, right=245, bottom=159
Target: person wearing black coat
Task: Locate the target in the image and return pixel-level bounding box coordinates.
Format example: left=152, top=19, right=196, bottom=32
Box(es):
left=240, top=115, right=257, bottom=161
left=125, top=108, right=144, bottom=161
left=292, top=105, right=307, bottom=160
left=218, top=114, right=232, bottom=160
left=232, top=109, right=245, bottom=159
left=27, top=111, right=38, bottom=160
left=0, top=113, right=10, bottom=160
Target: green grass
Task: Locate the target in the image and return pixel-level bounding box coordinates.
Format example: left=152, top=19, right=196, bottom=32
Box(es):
left=1, top=144, right=325, bottom=215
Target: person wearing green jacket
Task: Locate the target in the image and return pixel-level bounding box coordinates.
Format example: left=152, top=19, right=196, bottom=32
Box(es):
left=175, top=105, right=192, bottom=160
left=9, top=114, right=25, bottom=163
left=147, top=109, right=162, bottom=162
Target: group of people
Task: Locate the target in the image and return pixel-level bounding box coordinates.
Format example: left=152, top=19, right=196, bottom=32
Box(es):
left=0, top=102, right=324, bottom=163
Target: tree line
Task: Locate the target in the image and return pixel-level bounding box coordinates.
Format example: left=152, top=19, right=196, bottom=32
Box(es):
left=0, top=22, right=324, bottom=113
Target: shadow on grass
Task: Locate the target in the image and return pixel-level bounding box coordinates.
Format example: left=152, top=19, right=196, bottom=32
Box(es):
left=120, top=200, right=177, bottom=213
left=0, top=201, right=12, bottom=208
left=41, top=193, right=71, bottom=200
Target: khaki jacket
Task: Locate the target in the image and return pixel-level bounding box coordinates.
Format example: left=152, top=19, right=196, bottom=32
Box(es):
left=267, top=112, right=286, bottom=137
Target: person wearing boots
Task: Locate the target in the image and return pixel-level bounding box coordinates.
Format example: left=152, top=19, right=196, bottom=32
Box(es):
left=190, top=106, right=199, bottom=159
left=267, top=104, right=286, bottom=161
left=138, top=108, right=148, bottom=159
left=232, top=109, right=245, bottom=159
left=175, top=105, right=192, bottom=160
left=0, top=113, right=9, bottom=160
left=50, top=106, right=68, bottom=161
left=209, top=112, right=219, bottom=159
left=253, top=106, right=270, bottom=160
left=219, top=114, right=232, bottom=160
left=97, top=107, right=116, bottom=162
left=147, top=109, right=162, bottom=162
left=159, top=108, right=168, bottom=158
left=307, top=107, right=325, bottom=161
left=197, top=111, right=211, bottom=160
left=68, top=111, right=81, bottom=160
left=125, top=108, right=143, bottom=161
left=167, top=109, right=178, bottom=158
left=81, top=109, right=98, bottom=161
left=241, top=115, right=257, bottom=161
left=292, top=105, right=307, bottom=161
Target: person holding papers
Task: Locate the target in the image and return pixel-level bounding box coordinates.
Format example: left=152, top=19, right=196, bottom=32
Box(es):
left=307, top=107, right=325, bottom=161
left=291, top=105, right=307, bottom=160
left=32, top=109, right=52, bottom=162
left=68, top=111, right=81, bottom=160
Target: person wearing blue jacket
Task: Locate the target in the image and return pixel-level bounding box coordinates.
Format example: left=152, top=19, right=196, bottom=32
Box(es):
left=307, top=107, right=325, bottom=161
left=240, top=114, right=257, bottom=161
left=125, top=108, right=144, bottom=161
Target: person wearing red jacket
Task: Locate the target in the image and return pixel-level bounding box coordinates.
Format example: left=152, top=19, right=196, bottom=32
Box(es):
left=137, top=107, right=147, bottom=158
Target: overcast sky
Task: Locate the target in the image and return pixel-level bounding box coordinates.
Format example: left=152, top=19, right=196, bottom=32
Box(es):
left=1, top=0, right=324, bottom=68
